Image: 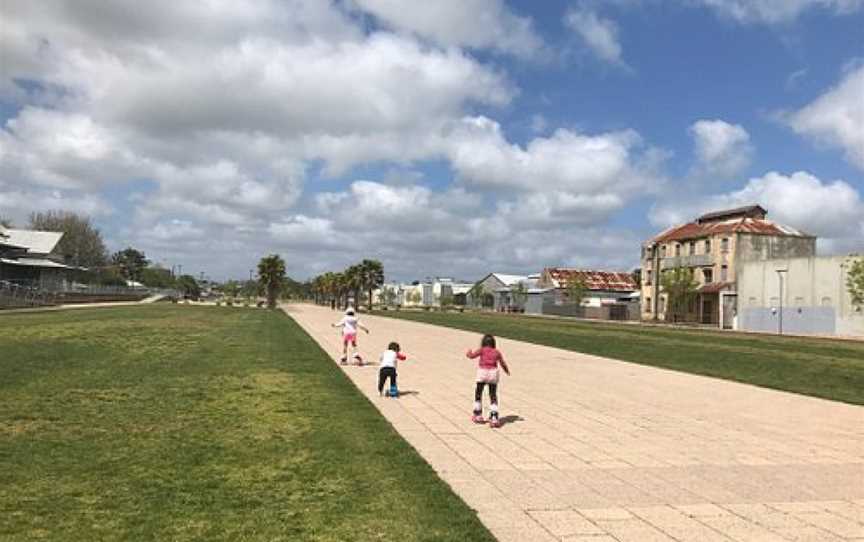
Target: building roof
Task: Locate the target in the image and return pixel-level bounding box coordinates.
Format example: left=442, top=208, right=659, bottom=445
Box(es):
left=0, top=228, right=64, bottom=254
left=649, top=213, right=812, bottom=244
left=543, top=268, right=638, bottom=292
left=697, top=205, right=766, bottom=224
left=487, top=273, right=528, bottom=286
left=697, top=282, right=734, bottom=294
left=0, top=257, right=75, bottom=269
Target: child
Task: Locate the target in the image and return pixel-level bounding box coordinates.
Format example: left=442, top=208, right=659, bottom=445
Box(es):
left=378, top=341, right=408, bottom=397
left=332, top=307, right=369, bottom=365
left=466, top=334, right=510, bottom=428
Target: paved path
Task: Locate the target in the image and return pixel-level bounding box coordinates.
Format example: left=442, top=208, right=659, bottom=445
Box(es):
left=286, top=303, right=864, bottom=542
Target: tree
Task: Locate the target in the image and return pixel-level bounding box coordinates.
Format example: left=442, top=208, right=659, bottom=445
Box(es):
left=29, top=211, right=108, bottom=267
left=468, top=282, right=487, bottom=308
left=222, top=280, right=241, bottom=298
left=177, top=275, right=201, bottom=299
left=0, top=216, right=12, bottom=230
left=344, top=264, right=363, bottom=308
left=847, top=257, right=864, bottom=307
left=565, top=276, right=587, bottom=306
left=631, top=268, right=642, bottom=289
left=406, top=290, right=422, bottom=305
left=139, top=266, right=176, bottom=288
left=380, top=285, right=398, bottom=307
left=510, top=282, right=527, bottom=309
left=360, top=259, right=384, bottom=311
left=660, top=266, right=699, bottom=323
left=111, top=247, right=149, bottom=282
left=257, top=254, right=286, bottom=309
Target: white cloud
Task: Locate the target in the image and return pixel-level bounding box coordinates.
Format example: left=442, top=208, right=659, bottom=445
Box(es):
left=351, top=0, right=542, bottom=57
left=652, top=171, right=864, bottom=255
left=692, top=0, right=864, bottom=23
left=446, top=116, right=665, bottom=198
left=689, top=119, right=753, bottom=177
left=0, top=1, right=656, bottom=281
left=785, top=64, right=864, bottom=170
left=564, top=7, right=626, bottom=66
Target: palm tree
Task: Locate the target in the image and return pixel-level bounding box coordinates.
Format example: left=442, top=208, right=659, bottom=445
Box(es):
left=360, top=259, right=384, bottom=312
left=344, top=264, right=363, bottom=309
left=331, top=272, right=347, bottom=309
left=257, top=254, right=286, bottom=309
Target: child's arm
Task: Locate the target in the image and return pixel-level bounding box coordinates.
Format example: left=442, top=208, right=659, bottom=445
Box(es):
left=359, top=324, right=370, bottom=334
left=397, top=353, right=407, bottom=361
left=466, top=348, right=480, bottom=359
left=499, top=354, right=510, bottom=375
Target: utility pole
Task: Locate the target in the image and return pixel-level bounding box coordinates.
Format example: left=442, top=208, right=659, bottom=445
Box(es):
left=776, top=269, right=787, bottom=335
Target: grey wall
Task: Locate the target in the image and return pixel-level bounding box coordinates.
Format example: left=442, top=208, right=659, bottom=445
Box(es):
left=736, top=234, right=816, bottom=262
left=740, top=307, right=836, bottom=335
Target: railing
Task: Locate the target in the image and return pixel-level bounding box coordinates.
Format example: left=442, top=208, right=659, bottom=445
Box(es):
left=0, top=280, right=181, bottom=310
left=660, top=254, right=713, bottom=269
left=0, top=280, right=58, bottom=309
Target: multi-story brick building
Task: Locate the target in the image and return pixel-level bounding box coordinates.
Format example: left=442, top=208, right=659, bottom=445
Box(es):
left=640, top=205, right=816, bottom=327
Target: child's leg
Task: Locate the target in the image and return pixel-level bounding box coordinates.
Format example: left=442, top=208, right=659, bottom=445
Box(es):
left=489, top=384, right=499, bottom=421
left=473, top=382, right=485, bottom=417
left=378, top=368, right=387, bottom=394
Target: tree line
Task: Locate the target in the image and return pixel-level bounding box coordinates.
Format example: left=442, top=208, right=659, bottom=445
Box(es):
left=310, top=259, right=384, bottom=311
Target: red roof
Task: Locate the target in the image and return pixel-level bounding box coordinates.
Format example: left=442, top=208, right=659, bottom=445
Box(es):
left=544, top=268, right=637, bottom=292
left=650, top=216, right=811, bottom=244
left=697, top=282, right=734, bottom=294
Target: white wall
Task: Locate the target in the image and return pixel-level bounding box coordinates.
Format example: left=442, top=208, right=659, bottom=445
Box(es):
left=737, top=255, right=864, bottom=337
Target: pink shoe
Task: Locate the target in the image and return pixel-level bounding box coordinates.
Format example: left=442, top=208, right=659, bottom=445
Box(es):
left=489, top=419, right=501, bottom=428
left=354, top=355, right=363, bottom=366
left=471, top=415, right=486, bottom=424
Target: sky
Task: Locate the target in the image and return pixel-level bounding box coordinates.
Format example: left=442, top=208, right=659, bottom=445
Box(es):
left=1, top=0, right=862, bottom=282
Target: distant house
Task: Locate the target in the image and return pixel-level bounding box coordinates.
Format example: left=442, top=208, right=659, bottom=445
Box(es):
left=0, top=228, right=77, bottom=286
left=641, top=205, right=815, bottom=327
left=537, top=267, right=639, bottom=317
left=472, top=272, right=530, bottom=309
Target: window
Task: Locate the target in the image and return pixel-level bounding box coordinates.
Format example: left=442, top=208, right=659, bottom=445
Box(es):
left=645, top=297, right=651, bottom=313
left=821, top=296, right=833, bottom=307
left=675, top=244, right=681, bottom=256
left=721, top=237, right=729, bottom=253
left=720, top=265, right=728, bottom=282
left=703, top=267, right=713, bottom=283
left=705, top=239, right=712, bottom=253
left=689, top=241, right=696, bottom=255
left=661, top=245, right=667, bottom=258
left=645, top=270, right=652, bottom=285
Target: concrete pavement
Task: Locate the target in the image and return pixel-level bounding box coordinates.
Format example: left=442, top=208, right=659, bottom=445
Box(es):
left=286, top=303, right=864, bottom=542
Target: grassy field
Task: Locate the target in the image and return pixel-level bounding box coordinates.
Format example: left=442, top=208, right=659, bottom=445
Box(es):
left=0, top=305, right=494, bottom=542
left=373, top=310, right=864, bottom=405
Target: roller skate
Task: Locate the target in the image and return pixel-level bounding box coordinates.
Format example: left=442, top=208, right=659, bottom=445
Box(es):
left=386, top=384, right=399, bottom=398
left=489, top=412, right=501, bottom=428
left=340, top=356, right=348, bottom=365
left=353, top=354, right=363, bottom=366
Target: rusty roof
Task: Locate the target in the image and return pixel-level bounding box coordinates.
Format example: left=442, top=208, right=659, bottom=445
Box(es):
left=649, top=216, right=812, bottom=244
left=544, top=268, right=638, bottom=292
left=697, top=282, right=734, bottom=294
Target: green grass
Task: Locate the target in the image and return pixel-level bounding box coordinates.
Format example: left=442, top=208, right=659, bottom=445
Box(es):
left=374, top=310, right=864, bottom=405
left=0, top=305, right=494, bottom=542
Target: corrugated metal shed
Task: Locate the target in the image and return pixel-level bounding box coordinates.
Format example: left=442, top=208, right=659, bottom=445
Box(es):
left=544, top=268, right=638, bottom=292
left=0, top=229, right=63, bottom=255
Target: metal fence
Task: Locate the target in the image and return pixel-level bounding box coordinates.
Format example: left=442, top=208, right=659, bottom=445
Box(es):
left=0, top=280, right=59, bottom=309
left=0, top=280, right=181, bottom=310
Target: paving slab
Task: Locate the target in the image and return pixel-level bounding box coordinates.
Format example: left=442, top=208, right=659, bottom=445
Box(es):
left=285, top=303, right=864, bottom=541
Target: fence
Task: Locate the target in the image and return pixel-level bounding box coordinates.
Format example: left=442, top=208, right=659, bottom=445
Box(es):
left=0, top=280, right=59, bottom=309
left=0, top=280, right=179, bottom=310
left=540, top=302, right=640, bottom=321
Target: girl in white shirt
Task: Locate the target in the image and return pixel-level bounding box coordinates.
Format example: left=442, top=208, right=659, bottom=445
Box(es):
left=378, top=341, right=408, bottom=397
left=332, top=308, right=369, bottom=365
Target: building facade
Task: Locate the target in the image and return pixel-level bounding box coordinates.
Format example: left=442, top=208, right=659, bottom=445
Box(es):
left=536, top=268, right=640, bottom=320
left=641, top=205, right=816, bottom=327
left=737, top=255, right=864, bottom=337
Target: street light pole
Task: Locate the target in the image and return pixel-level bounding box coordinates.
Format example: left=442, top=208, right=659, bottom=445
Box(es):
left=776, top=269, right=787, bottom=335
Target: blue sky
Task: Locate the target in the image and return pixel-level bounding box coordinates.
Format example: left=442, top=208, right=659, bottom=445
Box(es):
left=1, top=0, right=862, bottom=281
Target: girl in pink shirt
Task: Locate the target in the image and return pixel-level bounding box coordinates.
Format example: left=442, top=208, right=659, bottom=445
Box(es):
left=466, top=334, right=510, bottom=428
